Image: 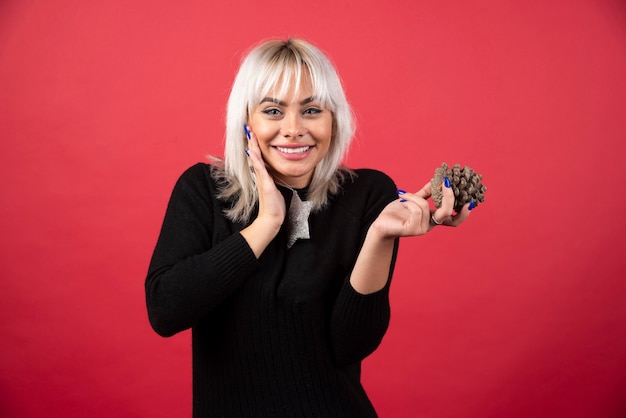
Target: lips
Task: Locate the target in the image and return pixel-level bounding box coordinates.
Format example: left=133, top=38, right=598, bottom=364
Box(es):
left=274, top=145, right=312, bottom=154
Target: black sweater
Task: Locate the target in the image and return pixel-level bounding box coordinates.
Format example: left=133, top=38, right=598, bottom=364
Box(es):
left=146, top=163, right=399, bottom=417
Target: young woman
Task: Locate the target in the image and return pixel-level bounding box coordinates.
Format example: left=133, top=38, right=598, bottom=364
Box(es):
left=146, top=38, right=472, bottom=417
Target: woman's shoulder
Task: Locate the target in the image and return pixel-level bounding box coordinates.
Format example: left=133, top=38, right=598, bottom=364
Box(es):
left=178, top=162, right=212, bottom=178
left=176, top=162, right=224, bottom=184
left=171, top=162, right=222, bottom=196
left=325, top=168, right=397, bottom=221
left=330, top=168, right=397, bottom=209
left=347, top=168, right=397, bottom=193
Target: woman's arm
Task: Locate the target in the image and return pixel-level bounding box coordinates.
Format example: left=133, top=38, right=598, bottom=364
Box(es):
left=239, top=128, right=286, bottom=258
left=349, top=224, right=397, bottom=294
left=145, top=165, right=258, bottom=337
left=329, top=171, right=398, bottom=365
left=350, top=177, right=471, bottom=294
left=147, top=127, right=289, bottom=337
left=331, top=175, right=473, bottom=364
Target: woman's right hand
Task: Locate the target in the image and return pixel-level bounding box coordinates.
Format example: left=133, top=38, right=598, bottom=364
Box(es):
left=240, top=125, right=286, bottom=257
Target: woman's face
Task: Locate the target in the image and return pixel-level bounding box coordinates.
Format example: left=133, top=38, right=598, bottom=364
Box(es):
left=247, top=75, right=333, bottom=189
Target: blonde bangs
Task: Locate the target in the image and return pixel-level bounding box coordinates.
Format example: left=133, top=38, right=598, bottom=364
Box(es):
left=246, top=44, right=333, bottom=114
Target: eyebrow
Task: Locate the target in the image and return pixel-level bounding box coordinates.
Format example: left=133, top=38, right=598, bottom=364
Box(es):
left=259, top=96, right=316, bottom=106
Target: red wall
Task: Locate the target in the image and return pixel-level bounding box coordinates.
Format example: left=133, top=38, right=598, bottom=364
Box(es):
left=2, top=1, right=626, bottom=417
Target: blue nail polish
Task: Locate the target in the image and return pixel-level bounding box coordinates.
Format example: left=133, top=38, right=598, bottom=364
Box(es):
left=243, top=123, right=251, bottom=139
left=468, top=200, right=476, bottom=211
left=400, top=199, right=407, bottom=203
left=397, top=189, right=406, bottom=195
left=444, top=177, right=451, bottom=188
left=245, top=149, right=250, bottom=157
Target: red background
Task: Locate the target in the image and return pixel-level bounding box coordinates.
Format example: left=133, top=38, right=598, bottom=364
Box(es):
left=2, top=0, right=626, bottom=417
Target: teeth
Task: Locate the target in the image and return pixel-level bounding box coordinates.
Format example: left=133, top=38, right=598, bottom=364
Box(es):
left=276, top=146, right=311, bottom=154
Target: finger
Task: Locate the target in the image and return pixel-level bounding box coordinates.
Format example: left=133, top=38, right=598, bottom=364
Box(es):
left=398, top=192, right=431, bottom=232
left=245, top=127, right=270, bottom=179
left=245, top=142, right=263, bottom=176
left=397, top=191, right=430, bottom=215
left=244, top=125, right=259, bottom=159
left=447, top=200, right=475, bottom=227
left=431, top=177, right=455, bottom=225
left=414, top=181, right=433, bottom=199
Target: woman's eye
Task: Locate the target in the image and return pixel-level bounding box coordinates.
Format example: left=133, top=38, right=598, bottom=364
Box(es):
left=303, top=107, right=322, bottom=115
left=262, top=108, right=282, bottom=116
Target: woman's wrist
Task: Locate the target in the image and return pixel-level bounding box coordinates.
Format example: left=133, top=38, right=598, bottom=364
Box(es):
left=368, top=218, right=397, bottom=242
left=240, top=216, right=282, bottom=258
left=350, top=225, right=395, bottom=294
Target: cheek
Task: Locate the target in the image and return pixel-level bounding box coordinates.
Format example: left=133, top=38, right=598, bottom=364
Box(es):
left=315, top=116, right=333, bottom=143
left=322, top=120, right=333, bottom=146
left=249, top=122, right=275, bottom=147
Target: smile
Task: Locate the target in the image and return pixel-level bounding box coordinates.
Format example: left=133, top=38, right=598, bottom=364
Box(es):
left=274, top=146, right=312, bottom=154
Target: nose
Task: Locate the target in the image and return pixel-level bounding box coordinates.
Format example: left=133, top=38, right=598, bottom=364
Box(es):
left=280, top=111, right=305, bottom=139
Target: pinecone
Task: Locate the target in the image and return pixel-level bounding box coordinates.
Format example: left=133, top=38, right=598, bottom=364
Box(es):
left=430, top=162, right=486, bottom=213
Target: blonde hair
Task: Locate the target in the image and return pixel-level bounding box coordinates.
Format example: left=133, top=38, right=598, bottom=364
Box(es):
left=212, top=38, right=355, bottom=223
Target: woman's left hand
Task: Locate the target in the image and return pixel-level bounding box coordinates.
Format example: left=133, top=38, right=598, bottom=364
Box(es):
left=371, top=179, right=472, bottom=239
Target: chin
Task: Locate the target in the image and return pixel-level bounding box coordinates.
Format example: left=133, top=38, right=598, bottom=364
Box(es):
left=272, top=170, right=314, bottom=187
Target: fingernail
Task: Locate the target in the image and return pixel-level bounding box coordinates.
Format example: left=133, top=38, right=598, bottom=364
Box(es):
left=400, top=199, right=407, bottom=203
left=397, top=189, right=406, bottom=195
left=444, top=177, right=451, bottom=188
left=243, top=123, right=251, bottom=139
left=468, top=200, right=476, bottom=211
left=245, top=149, right=250, bottom=157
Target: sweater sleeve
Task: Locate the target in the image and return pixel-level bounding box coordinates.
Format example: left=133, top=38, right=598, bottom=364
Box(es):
left=329, top=170, right=400, bottom=365
left=145, top=164, right=258, bottom=337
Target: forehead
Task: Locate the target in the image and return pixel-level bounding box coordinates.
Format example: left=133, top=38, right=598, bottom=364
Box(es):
left=260, top=66, right=313, bottom=101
